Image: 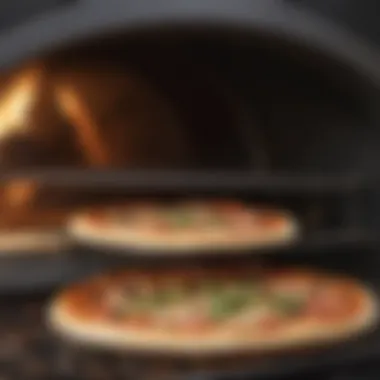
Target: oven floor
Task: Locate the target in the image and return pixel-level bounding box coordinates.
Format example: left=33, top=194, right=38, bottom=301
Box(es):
left=287, top=361, right=380, bottom=380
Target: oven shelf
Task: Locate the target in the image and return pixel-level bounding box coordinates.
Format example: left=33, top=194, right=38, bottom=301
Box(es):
left=72, top=228, right=376, bottom=263
left=0, top=169, right=370, bottom=193
left=0, top=228, right=372, bottom=295
left=297, top=228, right=377, bottom=250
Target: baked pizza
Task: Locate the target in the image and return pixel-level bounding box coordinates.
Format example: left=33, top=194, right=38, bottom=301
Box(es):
left=0, top=230, right=68, bottom=255
left=0, top=181, right=70, bottom=254
left=48, top=266, right=378, bottom=354
left=0, top=205, right=71, bottom=254
left=68, top=200, right=299, bottom=252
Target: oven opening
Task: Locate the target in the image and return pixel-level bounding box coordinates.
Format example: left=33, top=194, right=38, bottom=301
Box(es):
left=0, top=27, right=374, bottom=257
left=0, top=22, right=377, bottom=380
left=0, top=28, right=373, bottom=170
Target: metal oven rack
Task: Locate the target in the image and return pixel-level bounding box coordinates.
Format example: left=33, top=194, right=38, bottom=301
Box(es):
left=0, top=168, right=377, bottom=379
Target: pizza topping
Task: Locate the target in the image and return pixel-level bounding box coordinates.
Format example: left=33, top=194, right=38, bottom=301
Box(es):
left=305, top=282, right=360, bottom=321
left=104, top=288, right=132, bottom=319
left=151, top=287, right=188, bottom=305
left=106, top=201, right=271, bottom=230
left=164, top=209, right=195, bottom=227
left=106, top=276, right=306, bottom=324
left=209, top=290, right=250, bottom=321
left=105, top=280, right=192, bottom=318
left=161, top=204, right=229, bottom=229
left=257, top=211, right=286, bottom=228
left=84, top=199, right=299, bottom=253
left=152, top=296, right=210, bottom=329
left=223, top=304, right=275, bottom=327
left=270, top=295, right=305, bottom=316
left=208, top=282, right=262, bottom=321
left=98, top=269, right=364, bottom=332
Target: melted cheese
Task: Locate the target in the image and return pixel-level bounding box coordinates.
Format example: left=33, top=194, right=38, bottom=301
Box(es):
left=224, top=304, right=273, bottom=327
left=269, top=277, right=315, bottom=298
left=152, top=296, right=209, bottom=328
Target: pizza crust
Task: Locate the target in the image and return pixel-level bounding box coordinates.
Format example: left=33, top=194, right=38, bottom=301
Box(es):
left=47, top=271, right=379, bottom=355
left=68, top=207, right=299, bottom=253
left=0, top=230, right=69, bottom=255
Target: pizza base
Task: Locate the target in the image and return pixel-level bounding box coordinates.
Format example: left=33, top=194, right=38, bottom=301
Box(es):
left=68, top=211, right=299, bottom=254
left=0, top=230, right=69, bottom=255
left=47, top=275, right=378, bottom=355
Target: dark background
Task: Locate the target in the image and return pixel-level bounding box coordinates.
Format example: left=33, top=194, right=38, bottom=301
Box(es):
left=290, top=0, right=380, bottom=45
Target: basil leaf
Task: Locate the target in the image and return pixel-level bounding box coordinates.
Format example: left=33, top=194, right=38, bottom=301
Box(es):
left=166, top=210, right=193, bottom=227
left=209, top=285, right=260, bottom=320
left=271, top=296, right=304, bottom=316
left=210, top=294, right=247, bottom=320
left=155, top=288, right=185, bottom=304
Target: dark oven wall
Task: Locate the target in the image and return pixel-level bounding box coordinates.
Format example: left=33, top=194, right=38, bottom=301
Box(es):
left=286, top=0, right=380, bottom=238
left=289, top=0, right=380, bottom=46
left=0, top=30, right=375, bottom=174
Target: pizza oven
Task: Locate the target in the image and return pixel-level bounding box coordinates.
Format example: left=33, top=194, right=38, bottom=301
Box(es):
left=0, top=0, right=379, bottom=379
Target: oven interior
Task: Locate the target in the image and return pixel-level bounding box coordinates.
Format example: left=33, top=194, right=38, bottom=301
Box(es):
left=0, top=27, right=379, bottom=379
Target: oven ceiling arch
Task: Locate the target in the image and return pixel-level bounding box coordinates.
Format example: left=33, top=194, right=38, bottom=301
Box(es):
left=0, top=0, right=379, bottom=89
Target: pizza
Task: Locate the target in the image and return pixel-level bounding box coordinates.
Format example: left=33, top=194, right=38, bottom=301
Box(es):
left=0, top=230, right=69, bottom=255
left=47, top=266, right=378, bottom=354
left=68, top=200, right=299, bottom=252
left=0, top=178, right=75, bottom=254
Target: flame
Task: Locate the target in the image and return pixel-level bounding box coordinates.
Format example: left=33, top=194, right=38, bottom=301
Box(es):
left=0, top=64, right=42, bottom=139
left=0, top=64, right=44, bottom=210
left=3, top=179, right=37, bottom=208
left=55, top=85, right=111, bottom=167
